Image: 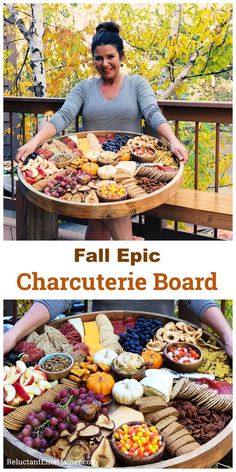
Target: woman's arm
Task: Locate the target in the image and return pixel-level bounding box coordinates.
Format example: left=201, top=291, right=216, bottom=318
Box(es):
left=16, top=82, right=85, bottom=162
left=201, top=306, right=232, bottom=358
left=4, top=300, right=71, bottom=354
left=4, top=303, right=51, bottom=354
left=156, top=123, right=188, bottom=162
left=16, top=122, right=57, bottom=162
left=183, top=300, right=232, bottom=358
left=136, top=76, right=188, bottom=162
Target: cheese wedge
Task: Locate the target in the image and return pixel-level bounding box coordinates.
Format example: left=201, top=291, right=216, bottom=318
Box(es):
left=68, top=318, right=84, bottom=339
left=84, top=321, right=103, bottom=356
left=78, top=137, right=91, bottom=154
left=109, top=406, right=144, bottom=429
left=141, top=371, right=173, bottom=402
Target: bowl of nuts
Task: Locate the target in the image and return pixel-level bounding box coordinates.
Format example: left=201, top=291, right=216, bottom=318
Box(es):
left=39, top=353, right=74, bottom=380
left=131, top=145, right=157, bottom=163
left=51, top=153, right=73, bottom=168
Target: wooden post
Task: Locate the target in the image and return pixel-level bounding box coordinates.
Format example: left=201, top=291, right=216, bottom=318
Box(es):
left=144, top=215, right=164, bottom=239
left=16, top=183, right=58, bottom=240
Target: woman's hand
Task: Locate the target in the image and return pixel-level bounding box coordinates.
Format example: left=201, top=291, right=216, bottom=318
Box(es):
left=223, top=331, right=232, bottom=358
left=170, top=138, right=188, bottom=163
left=15, top=140, right=38, bottom=162
left=4, top=330, right=17, bottom=355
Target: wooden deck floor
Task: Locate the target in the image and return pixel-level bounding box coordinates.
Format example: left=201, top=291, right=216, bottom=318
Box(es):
left=4, top=211, right=86, bottom=240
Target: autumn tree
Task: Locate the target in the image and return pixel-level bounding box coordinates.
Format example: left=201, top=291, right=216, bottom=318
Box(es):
left=4, top=3, right=46, bottom=96
left=4, top=3, right=232, bottom=192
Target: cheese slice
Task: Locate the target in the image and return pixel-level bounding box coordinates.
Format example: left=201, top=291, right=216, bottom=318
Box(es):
left=109, top=406, right=144, bottom=429
left=69, top=135, right=80, bottom=147
left=84, top=321, right=103, bottom=356
left=141, top=372, right=173, bottom=402
left=78, top=137, right=91, bottom=154
left=68, top=318, right=84, bottom=339
left=116, top=161, right=137, bottom=177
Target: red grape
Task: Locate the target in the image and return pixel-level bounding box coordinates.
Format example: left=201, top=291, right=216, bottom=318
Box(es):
left=43, top=427, right=53, bottom=438
left=32, top=437, right=42, bottom=448
left=73, top=405, right=80, bottom=415
left=69, top=414, right=78, bottom=425
left=50, top=417, right=58, bottom=427
left=21, top=428, right=31, bottom=438
left=31, top=418, right=40, bottom=427
left=38, top=411, right=47, bottom=422
left=22, top=437, right=33, bottom=447
left=60, top=397, right=69, bottom=405
left=59, top=388, right=69, bottom=398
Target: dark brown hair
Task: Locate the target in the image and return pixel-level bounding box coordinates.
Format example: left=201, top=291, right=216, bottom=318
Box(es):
left=91, top=21, right=124, bottom=57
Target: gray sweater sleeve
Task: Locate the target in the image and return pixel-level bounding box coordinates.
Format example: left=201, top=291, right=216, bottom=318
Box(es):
left=182, top=300, right=220, bottom=320
left=34, top=300, right=72, bottom=321
left=49, top=82, right=85, bottom=133
left=136, top=76, right=167, bottom=130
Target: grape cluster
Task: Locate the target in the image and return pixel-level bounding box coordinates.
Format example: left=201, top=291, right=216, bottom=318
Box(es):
left=102, top=135, right=130, bottom=152
left=43, top=170, right=91, bottom=198
left=16, top=387, right=107, bottom=452
left=119, top=317, right=163, bottom=354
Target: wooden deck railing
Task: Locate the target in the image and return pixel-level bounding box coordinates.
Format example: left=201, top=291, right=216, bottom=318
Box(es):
left=4, top=97, right=232, bottom=237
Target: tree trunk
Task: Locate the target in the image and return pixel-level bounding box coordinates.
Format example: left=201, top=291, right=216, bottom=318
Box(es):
left=5, top=3, right=46, bottom=97
left=29, top=4, right=46, bottom=97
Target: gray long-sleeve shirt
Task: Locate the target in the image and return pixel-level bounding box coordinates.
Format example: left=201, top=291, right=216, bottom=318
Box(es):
left=49, top=75, right=167, bottom=134
left=35, top=299, right=219, bottom=322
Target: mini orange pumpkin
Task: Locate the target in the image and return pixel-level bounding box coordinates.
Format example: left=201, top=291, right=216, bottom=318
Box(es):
left=141, top=350, right=163, bottom=369
left=86, top=372, right=115, bottom=395
left=81, top=162, right=99, bottom=176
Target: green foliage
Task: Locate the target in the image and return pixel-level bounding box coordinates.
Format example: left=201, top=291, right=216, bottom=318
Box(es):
left=4, top=3, right=232, bottom=99
left=4, top=3, right=232, bottom=195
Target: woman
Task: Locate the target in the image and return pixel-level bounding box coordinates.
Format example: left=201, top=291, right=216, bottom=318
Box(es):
left=16, top=22, right=188, bottom=240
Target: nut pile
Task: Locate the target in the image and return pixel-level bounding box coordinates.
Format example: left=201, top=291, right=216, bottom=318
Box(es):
left=170, top=400, right=231, bottom=445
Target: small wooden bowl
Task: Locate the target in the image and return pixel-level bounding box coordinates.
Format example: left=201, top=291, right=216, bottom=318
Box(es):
left=131, top=145, right=157, bottom=163
left=97, top=156, right=118, bottom=167
left=111, top=421, right=165, bottom=465
left=163, top=342, right=203, bottom=373
left=96, top=183, right=128, bottom=202
left=51, top=153, right=73, bottom=168
left=111, top=360, right=146, bottom=381
left=39, top=353, right=74, bottom=380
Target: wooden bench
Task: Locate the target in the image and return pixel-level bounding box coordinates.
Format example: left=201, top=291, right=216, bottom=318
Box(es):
left=144, top=188, right=232, bottom=240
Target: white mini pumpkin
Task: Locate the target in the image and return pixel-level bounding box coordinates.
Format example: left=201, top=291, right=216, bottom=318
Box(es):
left=97, top=165, right=117, bottom=180
left=112, top=379, right=143, bottom=405
left=93, top=349, right=118, bottom=367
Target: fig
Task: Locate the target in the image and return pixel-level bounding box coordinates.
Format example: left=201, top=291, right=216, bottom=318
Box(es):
left=90, top=437, right=115, bottom=468
left=79, top=403, right=100, bottom=422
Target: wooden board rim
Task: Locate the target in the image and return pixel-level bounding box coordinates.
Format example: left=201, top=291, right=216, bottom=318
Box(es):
left=17, top=131, right=184, bottom=219
left=4, top=310, right=232, bottom=468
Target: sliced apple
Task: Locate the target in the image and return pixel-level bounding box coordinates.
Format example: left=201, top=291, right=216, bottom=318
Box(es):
left=20, top=369, right=34, bottom=386
left=16, top=360, right=27, bottom=374
left=4, top=385, right=16, bottom=403
left=38, top=379, right=52, bottom=392
left=9, top=394, right=24, bottom=407
left=4, top=403, right=16, bottom=415
left=13, top=382, right=31, bottom=401
left=24, top=385, right=41, bottom=396
left=4, top=372, right=22, bottom=386
left=32, top=369, right=47, bottom=381
left=26, top=393, right=34, bottom=404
